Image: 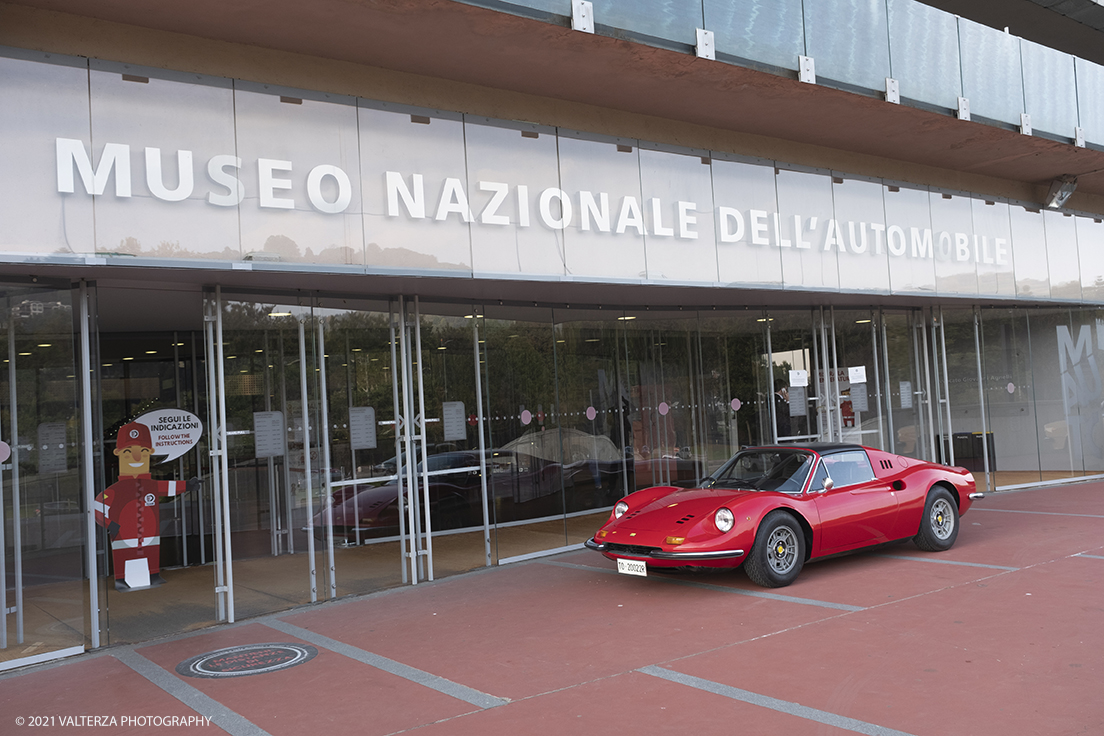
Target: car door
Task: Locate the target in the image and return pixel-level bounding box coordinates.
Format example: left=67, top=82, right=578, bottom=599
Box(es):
left=812, top=450, right=900, bottom=555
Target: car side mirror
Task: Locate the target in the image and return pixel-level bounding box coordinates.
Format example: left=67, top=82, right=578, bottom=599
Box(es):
left=820, top=478, right=834, bottom=493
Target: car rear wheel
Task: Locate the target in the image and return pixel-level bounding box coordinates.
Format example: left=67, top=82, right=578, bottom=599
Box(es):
left=744, top=510, right=805, bottom=588
left=914, top=486, right=959, bottom=552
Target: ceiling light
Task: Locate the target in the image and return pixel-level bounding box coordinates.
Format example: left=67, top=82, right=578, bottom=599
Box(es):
left=1045, top=175, right=1077, bottom=209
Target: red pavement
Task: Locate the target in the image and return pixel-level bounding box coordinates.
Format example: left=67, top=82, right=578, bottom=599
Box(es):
left=2, top=481, right=1102, bottom=736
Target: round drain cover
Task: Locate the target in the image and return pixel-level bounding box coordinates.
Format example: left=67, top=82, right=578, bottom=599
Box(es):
left=176, top=643, right=318, bottom=678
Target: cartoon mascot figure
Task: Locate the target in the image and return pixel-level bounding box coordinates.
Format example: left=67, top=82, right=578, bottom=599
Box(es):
left=94, top=422, right=200, bottom=590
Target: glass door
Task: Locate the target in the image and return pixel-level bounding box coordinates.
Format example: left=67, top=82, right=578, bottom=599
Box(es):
left=0, top=283, right=86, bottom=665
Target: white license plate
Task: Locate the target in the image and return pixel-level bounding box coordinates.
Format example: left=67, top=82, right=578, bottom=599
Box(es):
left=616, top=558, right=648, bottom=577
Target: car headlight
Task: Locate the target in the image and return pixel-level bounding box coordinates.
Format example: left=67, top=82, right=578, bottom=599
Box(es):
left=714, top=507, right=734, bottom=532
left=614, top=501, right=629, bottom=518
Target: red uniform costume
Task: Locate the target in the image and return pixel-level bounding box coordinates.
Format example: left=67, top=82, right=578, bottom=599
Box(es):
left=94, top=422, right=195, bottom=587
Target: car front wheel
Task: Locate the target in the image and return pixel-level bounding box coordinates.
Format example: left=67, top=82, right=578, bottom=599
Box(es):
left=744, top=510, right=805, bottom=588
left=913, top=486, right=959, bottom=552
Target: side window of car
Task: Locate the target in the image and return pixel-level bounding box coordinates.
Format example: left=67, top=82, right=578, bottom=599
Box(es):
left=824, top=451, right=876, bottom=488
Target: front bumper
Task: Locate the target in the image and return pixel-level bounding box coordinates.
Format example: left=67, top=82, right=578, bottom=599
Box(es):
left=585, top=536, right=745, bottom=561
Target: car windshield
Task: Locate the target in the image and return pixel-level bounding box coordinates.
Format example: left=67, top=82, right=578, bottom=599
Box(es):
left=709, top=449, right=815, bottom=494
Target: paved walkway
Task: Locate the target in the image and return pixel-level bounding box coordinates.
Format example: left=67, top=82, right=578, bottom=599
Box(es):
left=2, top=482, right=1102, bottom=736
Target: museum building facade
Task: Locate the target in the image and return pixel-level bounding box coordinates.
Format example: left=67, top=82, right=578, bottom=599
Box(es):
left=2, top=0, right=1104, bottom=668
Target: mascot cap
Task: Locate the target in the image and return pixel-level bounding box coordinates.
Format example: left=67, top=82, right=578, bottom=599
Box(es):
left=117, top=422, right=152, bottom=450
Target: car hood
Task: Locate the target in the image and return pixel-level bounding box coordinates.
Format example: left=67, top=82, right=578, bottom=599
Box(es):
left=614, top=487, right=757, bottom=532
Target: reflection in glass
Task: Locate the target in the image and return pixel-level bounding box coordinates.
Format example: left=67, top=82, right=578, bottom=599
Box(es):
left=0, top=286, right=85, bottom=663
left=704, top=0, right=804, bottom=70
left=929, top=192, right=978, bottom=295
left=639, top=147, right=717, bottom=283
left=1044, top=211, right=1082, bottom=301
left=88, top=65, right=240, bottom=260
left=592, top=0, right=702, bottom=45
left=1020, top=39, right=1078, bottom=138
left=1010, top=205, right=1050, bottom=298
left=359, top=103, right=472, bottom=272
left=0, top=55, right=94, bottom=257
left=712, top=158, right=783, bottom=287
left=958, top=17, right=1024, bottom=126
left=465, top=121, right=565, bottom=276
left=558, top=134, right=647, bottom=280
left=234, top=85, right=362, bottom=265
left=832, top=178, right=890, bottom=294
left=776, top=169, right=837, bottom=290
left=884, top=185, right=936, bottom=294
left=803, top=0, right=891, bottom=90
left=886, top=0, right=962, bottom=109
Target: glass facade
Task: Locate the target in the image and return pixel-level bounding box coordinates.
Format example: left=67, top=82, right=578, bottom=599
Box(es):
left=0, top=50, right=1099, bottom=302
left=1, top=4, right=1104, bottom=666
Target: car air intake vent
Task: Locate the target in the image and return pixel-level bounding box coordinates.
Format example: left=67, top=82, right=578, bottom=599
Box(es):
left=879, top=459, right=893, bottom=470
left=606, top=543, right=660, bottom=556
left=675, top=514, right=696, bottom=524
left=624, top=510, right=642, bottom=519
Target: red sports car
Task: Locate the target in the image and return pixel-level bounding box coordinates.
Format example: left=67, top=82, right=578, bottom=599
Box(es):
left=585, top=443, right=982, bottom=588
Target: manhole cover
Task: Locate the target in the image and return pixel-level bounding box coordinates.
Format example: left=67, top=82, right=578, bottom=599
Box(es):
left=176, top=643, right=318, bottom=678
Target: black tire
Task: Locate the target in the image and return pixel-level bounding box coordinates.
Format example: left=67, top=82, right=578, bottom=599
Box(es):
left=913, top=486, right=959, bottom=552
left=744, top=510, right=805, bottom=588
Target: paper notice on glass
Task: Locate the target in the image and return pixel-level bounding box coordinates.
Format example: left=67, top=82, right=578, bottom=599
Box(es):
left=38, top=422, right=68, bottom=473
left=848, top=365, right=867, bottom=384
left=442, top=401, right=467, bottom=441
left=850, top=383, right=869, bottom=412
left=788, top=385, right=807, bottom=416
left=899, top=381, right=913, bottom=409
left=789, top=369, right=808, bottom=387
left=254, top=411, right=285, bottom=458
left=349, top=406, right=377, bottom=450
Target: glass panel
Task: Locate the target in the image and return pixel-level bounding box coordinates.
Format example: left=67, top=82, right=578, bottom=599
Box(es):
left=884, top=185, right=937, bottom=294
left=1020, top=39, right=1078, bottom=138
left=941, top=308, right=985, bottom=486
left=1068, top=307, right=1104, bottom=476
left=978, top=309, right=1040, bottom=488
left=696, top=311, right=771, bottom=465
left=359, top=103, right=472, bottom=272
left=833, top=310, right=887, bottom=449
left=311, top=299, right=403, bottom=595
left=413, top=303, right=487, bottom=574
left=1044, top=210, right=1081, bottom=301
left=1077, top=217, right=1104, bottom=302
left=559, top=134, right=647, bottom=280
left=886, top=0, right=961, bottom=109
left=804, top=0, right=891, bottom=90
left=958, top=18, right=1024, bottom=126
left=713, top=157, right=783, bottom=287
left=639, top=147, right=717, bottom=283
left=503, top=0, right=571, bottom=13
left=1010, top=205, right=1050, bottom=299
left=551, top=308, right=630, bottom=543
left=87, top=64, right=239, bottom=261
left=832, top=178, right=890, bottom=294
left=214, top=298, right=324, bottom=619
left=776, top=169, right=837, bottom=290
left=234, top=84, right=362, bottom=265
left=621, top=312, right=706, bottom=491
left=766, top=310, right=820, bottom=442
left=591, top=0, right=702, bottom=44
left=478, top=304, right=566, bottom=560
left=971, top=198, right=1015, bottom=297
left=881, top=310, right=927, bottom=459
left=0, top=285, right=85, bottom=664
left=0, top=54, right=94, bottom=257
left=93, top=286, right=212, bottom=645
left=1075, top=58, right=1104, bottom=147
left=464, top=121, right=565, bottom=277
left=703, top=0, right=804, bottom=70
left=1028, top=308, right=1087, bottom=482
left=929, top=192, right=978, bottom=295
